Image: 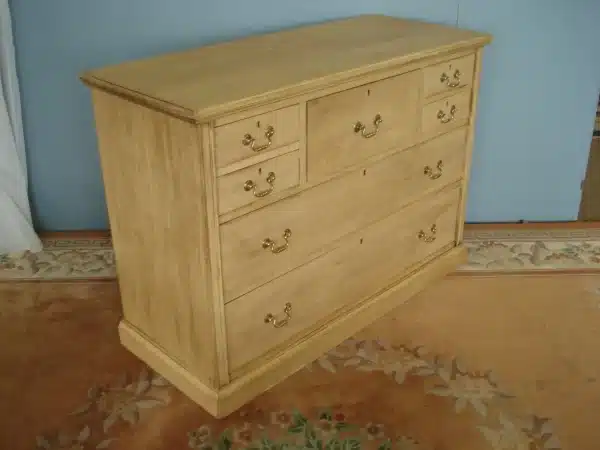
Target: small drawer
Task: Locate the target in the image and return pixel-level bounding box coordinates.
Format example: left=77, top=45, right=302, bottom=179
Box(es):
left=214, top=105, right=301, bottom=169
left=423, top=53, right=476, bottom=98
left=225, top=185, right=461, bottom=372
left=306, top=70, right=421, bottom=182
left=220, top=127, right=468, bottom=301
left=422, top=91, right=471, bottom=137
left=217, top=151, right=300, bottom=215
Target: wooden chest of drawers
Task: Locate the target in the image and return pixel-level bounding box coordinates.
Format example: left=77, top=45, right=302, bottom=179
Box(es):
left=81, top=14, right=491, bottom=417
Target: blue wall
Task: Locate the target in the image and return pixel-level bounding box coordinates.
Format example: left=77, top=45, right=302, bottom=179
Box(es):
left=10, top=0, right=600, bottom=230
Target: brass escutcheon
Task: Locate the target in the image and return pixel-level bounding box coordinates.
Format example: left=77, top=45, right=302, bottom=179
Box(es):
left=264, top=302, right=292, bottom=328
left=244, top=171, right=276, bottom=198
left=440, top=69, right=461, bottom=87
left=262, top=228, right=292, bottom=254
left=437, top=105, right=457, bottom=124
left=353, top=114, right=383, bottom=138
left=424, top=160, right=444, bottom=180
left=418, top=224, right=437, bottom=243
left=242, top=125, right=275, bottom=152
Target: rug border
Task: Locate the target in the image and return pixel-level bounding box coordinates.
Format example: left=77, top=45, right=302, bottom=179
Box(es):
left=1, top=221, right=598, bottom=283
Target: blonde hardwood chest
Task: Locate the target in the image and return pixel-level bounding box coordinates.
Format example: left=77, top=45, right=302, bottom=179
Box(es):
left=81, top=15, right=491, bottom=417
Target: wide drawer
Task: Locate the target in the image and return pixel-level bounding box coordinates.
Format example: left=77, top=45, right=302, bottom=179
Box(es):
left=225, top=185, right=462, bottom=372
left=220, top=127, right=468, bottom=301
left=214, top=105, right=301, bottom=169
left=217, top=151, right=300, bottom=215
left=423, top=53, right=476, bottom=98
left=422, top=91, right=471, bottom=138
left=306, top=70, right=421, bottom=181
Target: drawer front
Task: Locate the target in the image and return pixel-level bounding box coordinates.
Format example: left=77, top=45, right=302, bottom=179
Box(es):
left=423, top=53, right=476, bottom=98
left=217, top=151, right=300, bottom=215
left=214, top=105, right=301, bottom=169
left=422, top=91, right=471, bottom=137
left=226, top=186, right=461, bottom=372
left=306, top=70, right=421, bottom=181
left=220, top=127, right=468, bottom=301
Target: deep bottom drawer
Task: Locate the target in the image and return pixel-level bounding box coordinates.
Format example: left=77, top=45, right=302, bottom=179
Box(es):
left=225, top=184, right=462, bottom=372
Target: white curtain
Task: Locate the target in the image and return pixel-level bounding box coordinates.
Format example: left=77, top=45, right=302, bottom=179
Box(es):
left=0, top=0, right=41, bottom=253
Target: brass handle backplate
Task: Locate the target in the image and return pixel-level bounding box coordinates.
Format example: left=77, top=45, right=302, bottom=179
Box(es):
left=262, top=228, right=292, bottom=254
left=437, top=105, right=457, bottom=124
left=242, top=125, right=275, bottom=152
left=265, top=302, right=292, bottom=328
left=440, top=69, right=461, bottom=88
left=424, top=160, right=444, bottom=180
left=244, top=172, right=276, bottom=198
left=418, top=224, right=437, bottom=243
left=353, top=114, right=383, bottom=138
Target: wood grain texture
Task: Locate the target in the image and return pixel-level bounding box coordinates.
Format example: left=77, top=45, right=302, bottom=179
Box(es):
left=217, top=245, right=467, bottom=417
left=423, top=53, right=476, bottom=98
left=90, top=90, right=221, bottom=388
left=214, top=105, right=300, bottom=169
left=421, top=90, right=472, bottom=138
left=80, top=15, right=491, bottom=121
left=220, top=128, right=468, bottom=301
left=83, top=15, right=492, bottom=418
left=306, top=70, right=421, bottom=181
left=456, top=48, right=484, bottom=243
left=226, top=185, right=461, bottom=372
left=217, top=150, right=301, bottom=215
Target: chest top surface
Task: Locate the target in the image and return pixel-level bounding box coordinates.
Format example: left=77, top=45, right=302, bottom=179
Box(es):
left=80, top=14, right=491, bottom=121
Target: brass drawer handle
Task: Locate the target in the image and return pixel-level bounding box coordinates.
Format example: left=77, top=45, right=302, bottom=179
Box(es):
left=437, top=105, right=457, bottom=124
left=264, top=302, right=292, bottom=328
left=244, top=172, right=276, bottom=198
left=262, top=228, right=292, bottom=254
left=440, top=69, right=461, bottom=88
left=353, top=114, right=383, bottom=138
left=424, top=160, right=443, bottom=179
left=418, top=224, right=437, bottom=243
left=242, top=125, right=275, bottom=152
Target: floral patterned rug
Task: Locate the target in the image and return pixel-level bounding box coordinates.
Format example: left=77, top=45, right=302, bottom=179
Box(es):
left=7, top=274, right=600, bottom=449
left=1, top=227, right=600, bottom=281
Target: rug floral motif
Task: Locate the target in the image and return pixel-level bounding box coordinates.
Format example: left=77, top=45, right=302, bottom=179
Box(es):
left=33, top=339, right=561, bottom=450
left=2, top=229, right=600, bottom=281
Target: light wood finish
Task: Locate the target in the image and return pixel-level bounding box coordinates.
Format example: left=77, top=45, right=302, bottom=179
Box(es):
left=120, top=244, right=467, bottom=418
left=81, top=15, right=491, bottom=417
left=220, top=128, right=468, bottom=301
left=80, top=15, right=491, bottom=122
left=456, top=48, right=484, bottom=243
left=306, top=70, right=421, bottom=181
left=422, top=90, right=472, bottom=138
left=214, top=105, right=300, bottom=169
left=217, top=150, right=300, bottom=215
left=90, top=91, right=221, bottom=388
left=423, top=53, right=476, bottom=98
left=226, top=185, right=461, bottom=371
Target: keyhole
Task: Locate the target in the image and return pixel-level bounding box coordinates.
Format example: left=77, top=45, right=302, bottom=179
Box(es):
left=445, top=101, right=449, bottom=107
left=367, top=89, right=371, bottom=96
left=256, top=120, right=261, bottom=128
left=360, top=238, right=364, bottom=244
left=258, top=167, right=262, bottom=175
left=363, top=169, right=367, bottom=176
